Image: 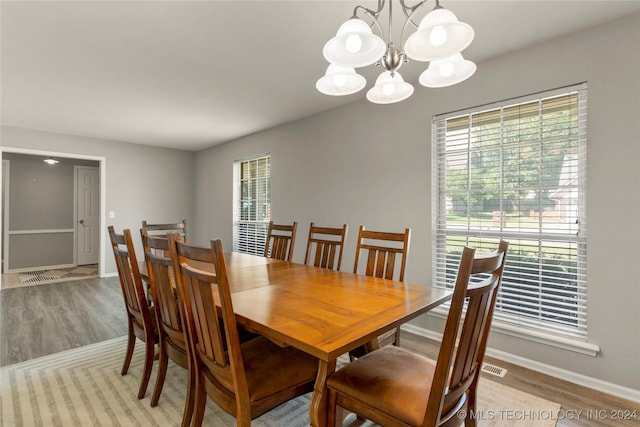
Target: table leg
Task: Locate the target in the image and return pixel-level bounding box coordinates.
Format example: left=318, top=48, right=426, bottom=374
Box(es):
left=309, top=358, right=337, bottom=427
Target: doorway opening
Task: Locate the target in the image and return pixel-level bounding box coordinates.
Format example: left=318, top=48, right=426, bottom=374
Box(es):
left=1, top=148, right=106, bottom=289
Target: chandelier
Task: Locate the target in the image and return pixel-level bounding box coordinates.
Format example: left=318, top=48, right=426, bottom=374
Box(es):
left=316, top=0, right=476, bottom=104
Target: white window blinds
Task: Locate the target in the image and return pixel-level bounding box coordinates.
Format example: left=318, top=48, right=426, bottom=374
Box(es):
left=432, top=84, right=588, bottom=339
left=233, top=155, right=271, bottom=256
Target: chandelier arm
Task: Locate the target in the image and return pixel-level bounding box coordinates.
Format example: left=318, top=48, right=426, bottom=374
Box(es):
left=400, top=0, right=432, bottom=27
left=399, top=0, right=431, bottom=47
left=353, top=3, right=382, bottom=19
left=357, top=4, right=385, bottom=41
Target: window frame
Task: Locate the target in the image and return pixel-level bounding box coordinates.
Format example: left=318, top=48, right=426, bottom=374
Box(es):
left=431, top=83, right=599, bottom=355
left=232, top=154, right=271, bottom=256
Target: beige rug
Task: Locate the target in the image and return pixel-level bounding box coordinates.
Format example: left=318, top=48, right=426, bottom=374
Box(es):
left=8, top=265, right=99, bottom=289
left=0, top=337, right=559, bottom=427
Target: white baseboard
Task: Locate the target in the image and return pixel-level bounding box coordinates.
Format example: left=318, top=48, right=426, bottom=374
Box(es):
left=401, top=324, right=640, bottom=403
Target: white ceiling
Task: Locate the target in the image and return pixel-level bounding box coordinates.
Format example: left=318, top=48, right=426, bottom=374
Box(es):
left=2, top=1, right=639, bottom=151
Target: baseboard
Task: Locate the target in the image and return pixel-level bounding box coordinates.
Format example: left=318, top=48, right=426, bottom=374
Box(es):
left=401, top=324, right=640, bottom=403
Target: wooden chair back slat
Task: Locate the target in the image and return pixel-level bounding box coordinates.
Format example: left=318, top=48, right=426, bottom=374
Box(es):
left=264, top=221, right=297, bottom=262
left=142, top=230, right=182, bottom=341
left=304, top=223, right=348, bottom=270
left=353, top=225, right=411, bottom=282
left=142, top=219, right=188, bottom=243
left=114, top=247, right=142, bottom=313
left=109, top=227, right=148, bottom=325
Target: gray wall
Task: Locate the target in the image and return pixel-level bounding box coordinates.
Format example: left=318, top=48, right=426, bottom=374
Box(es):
left=193, top=14, right=640, bottom=393
left=0, top=129, right=196, bottom=274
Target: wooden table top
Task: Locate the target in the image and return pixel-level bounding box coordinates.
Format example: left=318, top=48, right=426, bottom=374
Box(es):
left=226, top=256, right=452, bottom=362
left=142, top=251, right=451, bottom=361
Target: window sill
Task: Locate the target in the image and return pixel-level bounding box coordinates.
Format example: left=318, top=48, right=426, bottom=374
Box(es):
left=425, top=306, right=601, bottom=357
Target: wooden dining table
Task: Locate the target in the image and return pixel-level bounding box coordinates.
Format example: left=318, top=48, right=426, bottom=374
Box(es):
left=141, top=252, right=452, bottom=427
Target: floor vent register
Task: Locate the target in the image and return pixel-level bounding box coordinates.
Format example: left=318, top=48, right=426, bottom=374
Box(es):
left=481, top=362, right=508, bottom=377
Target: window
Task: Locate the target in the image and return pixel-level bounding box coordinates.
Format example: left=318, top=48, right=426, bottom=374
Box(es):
left=233, top=155, right=271, bottom=256
left=433, top=84, right=588, bottom=341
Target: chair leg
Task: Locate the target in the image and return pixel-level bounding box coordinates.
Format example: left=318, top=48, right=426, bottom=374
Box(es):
left=237, top=415, right=252, bottom=427
left=121, top=323, right=136, bottom=376
left=181, top=361, right=196, bottom=427
left=190, top=371, right=207, bottom=427
left=327, top=390, right=336, bottom=426
left=465, top=386, right=478, bottom=427
left=328, top=389, right=349, bottom=427
left=150, top=341, right=168, bottom=407
left=137, top=337, right=155, bottom=399
left=394, top=326, right=401, bottom=347
left=237, top=401, right=253, bottom=427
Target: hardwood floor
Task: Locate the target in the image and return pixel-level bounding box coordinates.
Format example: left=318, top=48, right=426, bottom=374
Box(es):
left=400, top=337, right=640, bottom=427
left=0, top=276, right=127, bottom=367
left=1, top=276, right=638, bottom=426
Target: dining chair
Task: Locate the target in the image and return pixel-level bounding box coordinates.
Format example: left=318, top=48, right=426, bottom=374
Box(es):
left=304, top=222, right=348, bottom=270
left=142, top=219, right=188, bottom=242
left=351, top=225, right=411, bottom=354
left=263, top=220, right=298, bottom=262
left=140, top=229, right=194, bottom=427
left=108, top=226, right=157, bottom=400
left=327, top=240, right=509, bottom=427
left=171, top=237, right=318, bottom=427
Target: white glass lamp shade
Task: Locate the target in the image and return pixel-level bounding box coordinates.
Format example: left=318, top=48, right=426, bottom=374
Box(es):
left=323, top=18, right=386, bottom=68
left=419, top=53, right=476, bottom=87
left=404, top=7, right=474, bottom=62
left=316, top=64, right=367, bottom=96
left=366, top=71, right=414, bottom=104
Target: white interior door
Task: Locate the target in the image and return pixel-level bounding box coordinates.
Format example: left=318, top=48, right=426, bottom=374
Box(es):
left=77, top=166, right=99, bottom=265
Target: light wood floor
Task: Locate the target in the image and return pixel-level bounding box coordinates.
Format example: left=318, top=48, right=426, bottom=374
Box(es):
left=1, top=276, right=638, bottom=426
left=400, top=337, right=639, bottom=427
left=0, top=275, right=127, bottom=366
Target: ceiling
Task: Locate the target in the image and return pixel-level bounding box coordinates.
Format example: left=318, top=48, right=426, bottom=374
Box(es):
left=2, top=1, right=639, bottom=152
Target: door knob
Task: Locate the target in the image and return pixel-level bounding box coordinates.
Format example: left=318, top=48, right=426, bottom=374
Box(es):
left=79, top=219, right=85, bottom=225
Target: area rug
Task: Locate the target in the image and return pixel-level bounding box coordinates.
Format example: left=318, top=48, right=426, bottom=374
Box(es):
left=0, top=337, right=560, bottom=427
left=15, top=265, right=98, bottom=287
